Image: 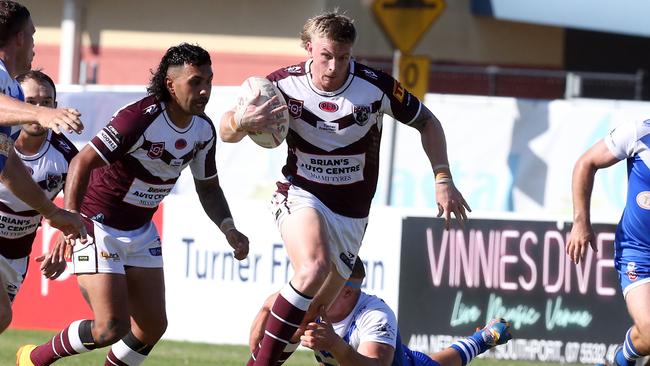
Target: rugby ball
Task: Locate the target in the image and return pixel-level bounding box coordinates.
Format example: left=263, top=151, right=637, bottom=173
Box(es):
left=236, top=76, right=290, bottom=149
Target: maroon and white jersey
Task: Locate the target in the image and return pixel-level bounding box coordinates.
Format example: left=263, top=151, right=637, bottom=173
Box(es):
left=0, top=130, right=77, bottom=259
left=268, top=60, right=421, bottom=218
left=84, top=95, right=217, bottom=230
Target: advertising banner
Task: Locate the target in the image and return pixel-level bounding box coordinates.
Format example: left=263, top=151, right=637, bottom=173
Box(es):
left=398, top=217, right=628, bottom=364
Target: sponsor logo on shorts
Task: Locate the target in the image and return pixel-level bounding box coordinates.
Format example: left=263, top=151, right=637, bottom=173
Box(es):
left=288, top=99, right=303, bottom=119
left=98, top=130, right=118, bottom=152
left=91, top=213, right=105, bottom=223
left=627, top=262, right=638, bottom=281
left=147, top=142, right=165, bottom=159
left=100, top=251, right=120, bottom=261
left=636, top=191, right=650, bottom=209
left=339, top=251, right=356, bottom=271
left=149, top=247, right=162, bottom=256
left=78, top=255, right=89, bottom=262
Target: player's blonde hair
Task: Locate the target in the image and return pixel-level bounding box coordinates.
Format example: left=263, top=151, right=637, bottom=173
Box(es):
left=300, top=10, right=356, bottom=50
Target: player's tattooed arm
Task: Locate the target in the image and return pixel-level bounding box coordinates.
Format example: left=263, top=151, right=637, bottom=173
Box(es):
left=410, top=104, right=471, bottom=229
left=194, top=176, right=233, bottom=227
left=195, top=176, right=249, bottom=260
left=408, top=105, right=437, bottom=132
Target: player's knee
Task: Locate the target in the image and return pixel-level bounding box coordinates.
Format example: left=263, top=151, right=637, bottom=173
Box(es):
left=295, top=259, right=330, bottom=288
left=92, top=317, right=130, bottom=347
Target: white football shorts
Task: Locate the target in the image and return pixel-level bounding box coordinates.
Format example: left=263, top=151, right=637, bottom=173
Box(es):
left=270, top=182, right=368, bottom=279
left=72, top=220, right=163, bottom=275
left=0, top=255, right=27, bottom=302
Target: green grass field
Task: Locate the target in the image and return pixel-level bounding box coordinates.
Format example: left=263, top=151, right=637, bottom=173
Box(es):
left=2, top=329, right=575, bottom=366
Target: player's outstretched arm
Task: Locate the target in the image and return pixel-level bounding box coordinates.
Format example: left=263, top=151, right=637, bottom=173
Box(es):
left=194, top=176, right=249, bottom=260
left=0, top=93, right=83, bottom=134
left=301, top=307, right=393, bottom=366
left=36, top=233, right=69, bottom=280
left=0, top=149, right=87, bottom=240
left=410, top=105, right=470, bottom=230
left=567, top=139, right=620, bottom=264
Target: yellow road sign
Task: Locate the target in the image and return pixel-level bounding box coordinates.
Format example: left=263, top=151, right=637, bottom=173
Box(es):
left=399, top=55, right=430, bottom=100
left=372, top=0, right=445, bottom=54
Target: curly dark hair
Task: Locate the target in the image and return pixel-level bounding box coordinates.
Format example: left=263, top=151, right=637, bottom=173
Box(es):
left=0, top=0, right=30, bottom=48
left=147, top=43, right=211, bottom=102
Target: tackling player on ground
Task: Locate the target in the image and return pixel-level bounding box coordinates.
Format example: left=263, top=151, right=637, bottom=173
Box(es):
left=251, top=259, right=512, bottom=366
left=0, top=70, right=78, bottom=335
left=17, top=43, right=249, bottom=366
left=220, top=10, right=469, bottom=366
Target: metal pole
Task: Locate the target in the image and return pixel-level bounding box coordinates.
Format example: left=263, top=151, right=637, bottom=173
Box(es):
left=385, top=49, right=401, bottom=206
left=59, top=0, right=84, bottom=85
left=635, top=69, right=644, bottom=100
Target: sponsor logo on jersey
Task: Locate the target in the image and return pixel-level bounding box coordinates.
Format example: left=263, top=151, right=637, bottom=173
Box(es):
left=627, top=262, right=638, bottom=281
left=175, top=138, right=187, bottom=149
left=98, top=129, right=118, bottom=152
left=636, top=191, right=650, bottom=209
left=317, top=121, right=339, bottom=133
left=319, top=101, right=339, bottom=113
left=147, top=142, right=165, bottom=159
left=353, top=105, right=371, bottom=125
left=339, top=251, right=356, bottom=271
left=149, top=247, right=162, bottom=256
left=170, top=158, right=183, bottom=168
left=288, top=99, right=303, bottom=119
left=393, top=80, right=405, bottom=103
left=0, top=133, right=11, bottom=157
left=106, top=125, right=123, bottom=143
left=45, top=173, right=63, bottom=192
left=361, top=68, right=378, bottom=79
left=143, top=104, right=158, bottom=115
left=100, top=251, right=120, bottom=261
left=56, top=139, right=72, bottom=154
left=78, top=255, right=89, bottom=262
left=285, top=65, right=302, bottom=74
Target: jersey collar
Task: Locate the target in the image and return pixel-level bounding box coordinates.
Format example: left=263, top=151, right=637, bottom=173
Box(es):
left=305, top=59, right=355, bottom=97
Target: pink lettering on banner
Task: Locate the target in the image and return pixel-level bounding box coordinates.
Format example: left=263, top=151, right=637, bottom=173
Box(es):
left=425, top=226, right=616, bottom=296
